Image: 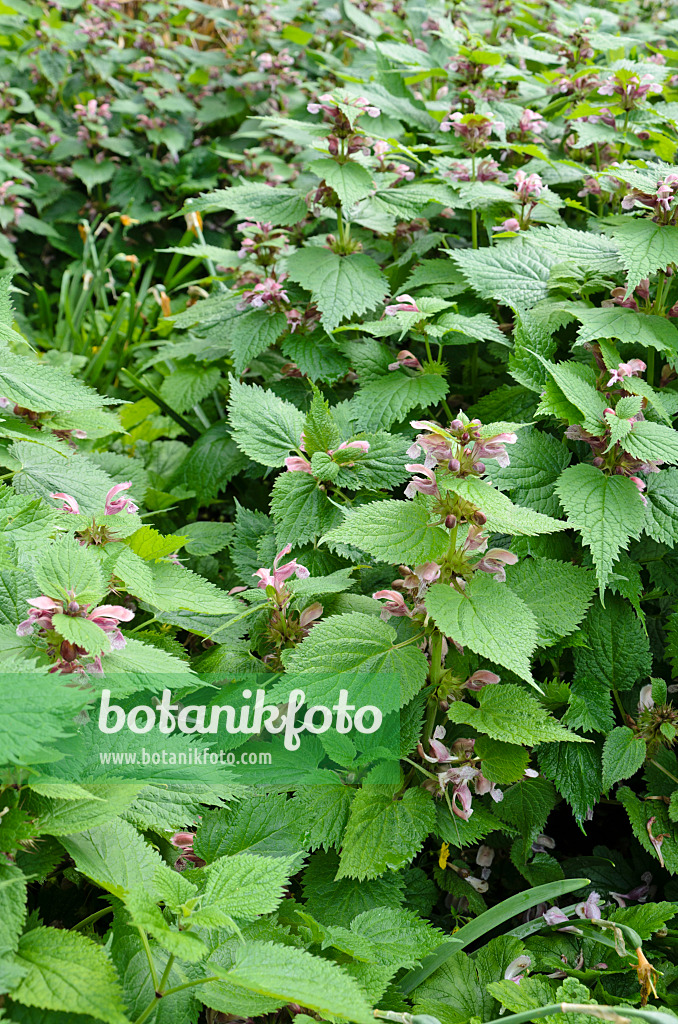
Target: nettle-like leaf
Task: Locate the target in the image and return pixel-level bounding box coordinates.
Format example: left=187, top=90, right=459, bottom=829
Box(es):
left=449, top=238, right=559, bottom=308
left=324, top=496, right=448, bottom=564
left=491, top=429, right=571, bottom=516
left=606, top=218, right=678, bottom=292
left=572, top=305, right=678, bottom=358
left=349, top=372, right=450, bottom=431
left=556, top=464, right=646, bottom=590
left=504, top=557, right=596, bottom=647
left=446, top=477, right=568, bottom=536
left=602, top=726, right=647, bottom=790
left=310, top=158, right=374, bottom=206
left=11, top=926, right=128, bottom=1024
left=622, top=420, right=678, bottom=465
left=286, top=248, right=388, bottom=330
left=185, top=183, right=308, bottom=224
left=447, top=683, right=588, bottom=745
left=228, top=376, right=305, bottom=467
left=337, top=785, right=435, bottom=880
left=0, top=348, right=116, bottom=413
left=426, top=575, right=539, bottom=684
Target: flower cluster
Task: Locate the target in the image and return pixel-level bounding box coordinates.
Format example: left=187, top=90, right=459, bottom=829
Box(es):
left=51, top=482, right=139, bottom=516
left=17, top=594, right=134, bottom=675
left=440, top=112, right=503, bottom=152
left=253, top=546, right=322, bottom=666
left=237, top=275, right=290, bottom=310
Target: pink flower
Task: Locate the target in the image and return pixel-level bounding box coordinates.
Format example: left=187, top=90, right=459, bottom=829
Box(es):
left=105, top=482, right=138, bottom=515
left=389, top=349, right=423, bottom=371
left=373, top=589, right=411, bottom=619
left=87, top=604, right=135, bottom=649
left=385, top=294, right=420, bottom=315
left=475, top=548, right=518, bottom=583
left=519, top=108, right=546, bottom=135
left=543, top=907, right=570, bottom=926
left=493, top=218, right=521, bottom=232
left=50, top=492, right=81, bottom=514
left=472, top=431, right=517, bottom=469
left=607, top=359, right=646, bottom=386
left=638, top=684, right=654, bottom=712
left=254, top=545, right=310, bottom=593
left=16, top=595, right=62, bottom=636
left=629, top=476, right=648, bottom=506
left=404, top=463, right=439, bottom=499
left=575, top=891, right=602, bottom=920
left=505, top=955, right=531, bottom=983
left=514, top=169, right=543, bottom=200
left=238, top=276, right=289, bottom=310
left=463, top=669, right=500, bottom=690
left=474, top=772, right=503, bottom=803
left=285, top=456, right=313, bottom=473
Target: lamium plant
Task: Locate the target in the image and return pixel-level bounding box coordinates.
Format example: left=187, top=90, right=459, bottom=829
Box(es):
left=1, top=0, right=678, bottom=1021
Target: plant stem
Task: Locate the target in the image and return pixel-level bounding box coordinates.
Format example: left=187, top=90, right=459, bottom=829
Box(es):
left=136, top=926, right=159, bottom=992
left=71, top=906, right=113, bottom=931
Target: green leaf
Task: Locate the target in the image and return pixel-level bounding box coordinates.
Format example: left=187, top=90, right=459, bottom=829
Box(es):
left=448, top=477, right=568, bottom=537
left=538, top=742, right=603, bottom=826
left=505, top=557, right=596, bottom=647
left=449, top=239, right=558, bottom=308
left=338, top=785, right=435, bottom=880
left=34, top=537, right=106, bottom=605
left=159, top=364, right=221, bottom=413
left=124, top=885, right=208, bottom=961
left=556, top=464, right=646, bottom=590
left=228, top=377, right=305, bottom=467
left=324, top=497, right=448, bottom=564
left=11, top=926, right=127, bottom=1024
left=608, top=219, right=678, bottom=293
left=126, top=525, right=186, bottom=561
left=283, top=611, right=428, bottom=709
left=179, top=521, right=233, bottom=557
left=186, top=183, right=308, bottom=224
left=446, top=683, right=588, bottom=745
left=227, top=309, right=288, bottom=376
left=174, top=422, right=249, bottom=501
left=72, top=157, right=116, bottom=189
left=286, top=249, right=387, bottom=331
left=349, top=372, right=450, bottom=431
left=573, top=305, right=678, bottom=358
left=617, top=787, right=678, bottom=872
left=9, top=441, right=116, bottom=515
left=623, top=420, right=678, bottom=465
left=51, top=613, right=110, bottom=655
left=492, top=430, right=571, bottom=517
left=271, top=472, right=338, bottom=547
left=303, top=387, right=341, bottom=455
left=426, top=575, right=539, bottom=684
left=222, top=941, right=374, bottom=1023
left=59, top=818, right=165, bottom=898
left=195, top=794, right=308, bottom=861
left=534, top=355, right=607, bottom=430
left=644, top=468, right=678, bottom=544
left=310, top=158, right=374, bottom=206
left=474, top=736, right=529, bottom=784
left=563, top=676, right=615, bottom=734
left=200, top=852, right=299, bottom=919
left=602, top=726, right=647, bottom=789
left=0, top=861, right=26, bottom=957
left=0, top=350, right=111, bottom=413
left=573, top=596, right=651, bottom=692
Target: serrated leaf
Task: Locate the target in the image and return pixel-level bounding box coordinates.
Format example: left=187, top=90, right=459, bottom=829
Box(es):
left=34, top=537, right=106, bottom=605
left=227, top=309, right=288, bottom=376
left=59, top=818, right=164, bottom=898
left=644, top=468, right=678, bottom=544
left=126, top=525, right=186, bottom=561
left=228, top=377, right=305, bottom=467
left=538, top=742, right=603, bottom=826
left=602, top=726, right=647, bottom=790
left=286, top=249, right=387, bottom=331
left=573, top=305, right=678, bottom=358
left=338, top=786, right=435, bottom=880
left=349, top=372, right=449, bottom=431
left=623, top=420, right=678, bottom=465
left=449, top=477, right=567, bottom=536
left=51, top=612, right=110, bottom=655
left=447, top=683, right=587, bottom=744
left=223, top=941, right=374, bottom=1023
left=426, top=575, right=539, bottom=684
left=556, top=464, right=646, bottom=590
left=159, top=364, right=221, bottom=413
left=534, top=355, right=607, bottom=430
left=324, top=496, right=448, bottom=564
left=186, top=183, right=308, bottom=224
left=12, top=927, right=127, bottom=1024
left=271, top=472, right=339, bottom=551
left=573, top=596, right=651, bottom=692
left=200, top=852, right=299, bottom=919
left=492, top=430, right=571, bottom=517
left=310, top=158, right=374, bottom=206
left=283, top=611, right=428, bottom=709
left=505, top=557, right=596, bottom=646
left=449, top=239, right=558, bottom=308
left=0, top=349, right=112, bottom=413
left=474, top=736, right=529, bottom=784
left=608, top=219, right=678, bottom=293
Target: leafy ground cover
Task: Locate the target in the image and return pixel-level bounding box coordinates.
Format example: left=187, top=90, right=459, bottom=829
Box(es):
left=3, top=0, right=678, bottom=1020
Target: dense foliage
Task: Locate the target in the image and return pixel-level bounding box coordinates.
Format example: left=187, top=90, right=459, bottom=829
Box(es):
left=3, top=0, right=678, bottom=1020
